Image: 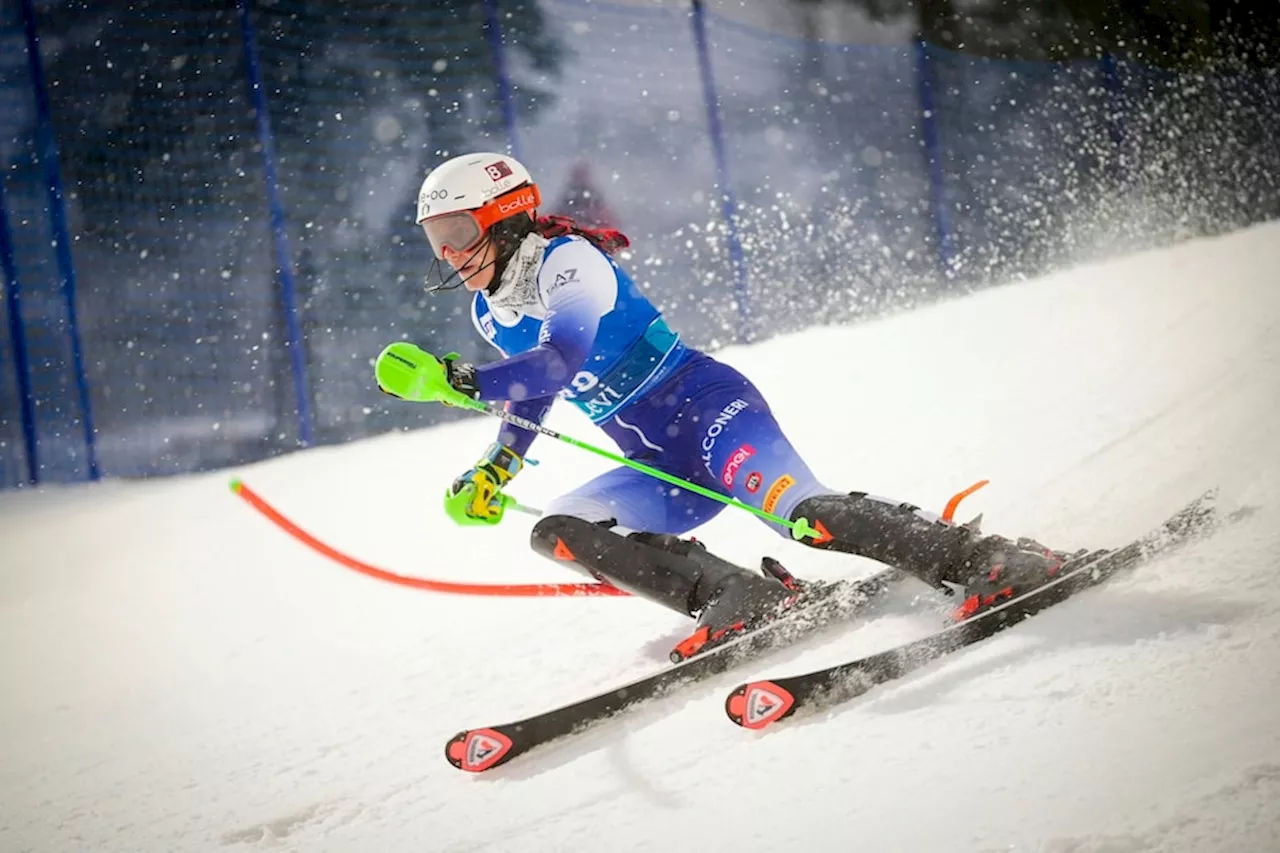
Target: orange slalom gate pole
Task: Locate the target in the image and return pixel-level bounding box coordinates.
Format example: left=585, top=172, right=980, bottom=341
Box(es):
left=941, top=479, right=990, bottom=523
left=230, top=478, right=629, bottom=598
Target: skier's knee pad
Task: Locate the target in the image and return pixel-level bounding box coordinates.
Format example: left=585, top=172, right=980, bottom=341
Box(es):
left=626, top=530, right=698, bottom=556
left=529, top=515, right=706, bottom=617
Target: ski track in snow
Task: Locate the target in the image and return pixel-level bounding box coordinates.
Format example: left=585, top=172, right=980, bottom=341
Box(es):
left=2, top=223, right=1279, bottom=853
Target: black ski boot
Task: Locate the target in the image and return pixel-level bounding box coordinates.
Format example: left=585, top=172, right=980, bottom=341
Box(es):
left=529, top=516, right=802, bottom=662
left=951, top=536, right=1093, bottom=620
left=670, top=554, right=805, bottom=662
left=789, top=491, right=1088, bottom=619
left=788, top=492, right=975, bottom=586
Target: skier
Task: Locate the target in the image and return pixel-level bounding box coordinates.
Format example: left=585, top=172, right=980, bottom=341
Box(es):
left=378, top=152, right=1073, bottom=659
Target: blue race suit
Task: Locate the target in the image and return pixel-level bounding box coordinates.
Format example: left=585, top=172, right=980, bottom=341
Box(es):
left=471, top=233, right=837, bottom=537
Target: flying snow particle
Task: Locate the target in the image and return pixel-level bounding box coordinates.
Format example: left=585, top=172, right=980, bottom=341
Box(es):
left=374, top=116, right=402, bottom=144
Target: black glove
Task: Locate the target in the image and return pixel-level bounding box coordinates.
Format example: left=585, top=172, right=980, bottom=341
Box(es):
left=441, top=352, right=480, bottom=401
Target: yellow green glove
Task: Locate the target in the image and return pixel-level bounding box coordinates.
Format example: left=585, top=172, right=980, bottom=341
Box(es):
left=374, top=342, right=479, bottom=407
left=444, top=443, right=524, bottom=526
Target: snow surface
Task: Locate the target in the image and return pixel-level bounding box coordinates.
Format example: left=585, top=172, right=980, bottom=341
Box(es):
left=3, top=223, right=1280, bottom=853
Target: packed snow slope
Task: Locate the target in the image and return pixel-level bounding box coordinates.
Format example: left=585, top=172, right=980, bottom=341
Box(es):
left=3, top=222, right=1280, bottom=853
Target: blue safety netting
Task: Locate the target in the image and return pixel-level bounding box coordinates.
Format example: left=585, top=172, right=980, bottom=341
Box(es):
left=512, top=0, right=726, bottom=341
left=0, top=14, right=32, bottom=487
left=251, top=0, right=514, bottom=445
left=927, top=48, right=1116, bottom=282
left=10, top=3, right=291, bottom=478
left=705, top=12, right=940, bottom=337
left=2, top=0, right=1278, bottom=489
left=1, top=6, right=93, bottom=484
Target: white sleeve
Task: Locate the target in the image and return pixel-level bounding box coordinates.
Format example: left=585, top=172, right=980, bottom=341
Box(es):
left=472, top=239, right=618, bottom=401
left=536, top=238, right=618, bottom=321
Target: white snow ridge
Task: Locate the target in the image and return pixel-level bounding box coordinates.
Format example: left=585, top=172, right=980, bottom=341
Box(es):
left=2, top=222, right=1279, bottom=852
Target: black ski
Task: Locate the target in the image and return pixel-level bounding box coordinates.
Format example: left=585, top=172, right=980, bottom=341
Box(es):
left=725, top=491, right=1227, bottom=730
left=445, top=568, right=900, bottom=772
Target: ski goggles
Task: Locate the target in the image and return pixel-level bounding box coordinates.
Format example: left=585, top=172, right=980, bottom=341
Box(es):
left=420, top=183, right=542, bottom=259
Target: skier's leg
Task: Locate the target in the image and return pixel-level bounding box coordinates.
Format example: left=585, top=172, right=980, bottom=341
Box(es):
left=789, top=490, right=1085, bottom=615
left=660, top=365, right=847, bottom=536
left=672, top=362, right=1073, bottom=612
left=539, top=463, right=723, bottom=536
left=531, top=467, right=798, bottom=652
left=789, top=492, right=971, bottom=585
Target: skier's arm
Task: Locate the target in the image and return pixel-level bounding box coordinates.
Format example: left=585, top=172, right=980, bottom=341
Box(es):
left=496, top=395, right=555, bottom=458
left=462, top=298, right=545, bottom=456
left=473, top=242, right=616, bottom=402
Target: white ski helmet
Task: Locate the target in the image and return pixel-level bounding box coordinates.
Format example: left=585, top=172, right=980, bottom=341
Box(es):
left=415, top=152, right=541, bottom=259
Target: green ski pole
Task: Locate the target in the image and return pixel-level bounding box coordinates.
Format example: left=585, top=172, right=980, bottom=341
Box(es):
left=374, top=341, right=823, bottom=540
left=458, top=397, right=819, bottom=541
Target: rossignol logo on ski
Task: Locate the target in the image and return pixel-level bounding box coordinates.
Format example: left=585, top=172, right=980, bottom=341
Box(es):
left=446, top=728, right=514, bottom=772
left=725, top=681, right=795, bottom=730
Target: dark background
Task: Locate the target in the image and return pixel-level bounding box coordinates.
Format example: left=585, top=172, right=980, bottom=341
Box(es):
left=1, top=0, right=1277, bottom=487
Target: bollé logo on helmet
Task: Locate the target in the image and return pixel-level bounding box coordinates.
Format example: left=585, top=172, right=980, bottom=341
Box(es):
left=497, top=190, right=537, bottom=215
